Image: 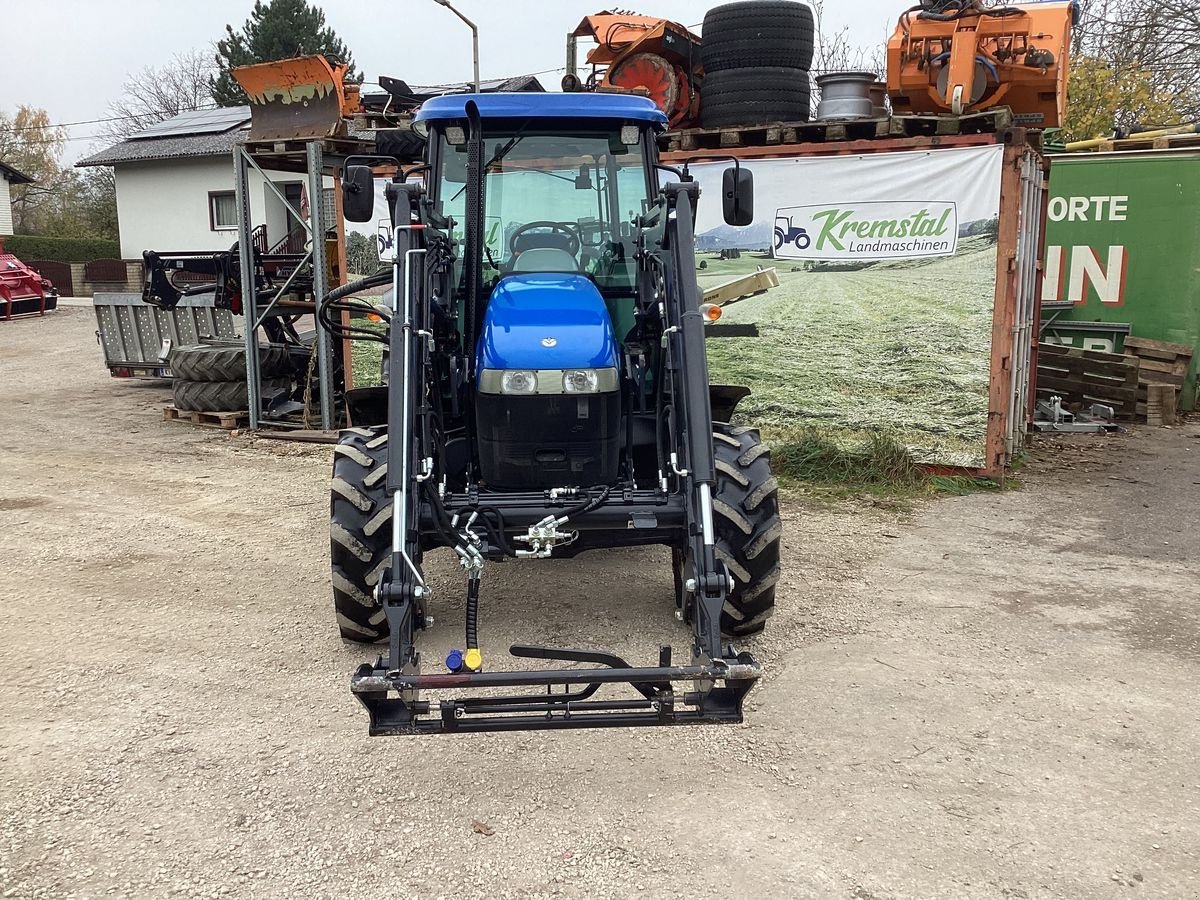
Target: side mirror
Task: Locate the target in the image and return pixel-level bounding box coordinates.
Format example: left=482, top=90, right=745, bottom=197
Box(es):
left=722, top=165, right=754, bottom=227
left=342, top=165, right=374, bottom=222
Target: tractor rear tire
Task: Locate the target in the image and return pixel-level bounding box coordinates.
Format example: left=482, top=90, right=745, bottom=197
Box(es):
left=329, top=428, right=393, bottom=642
left=171, top=377, right=290, bottom=412
left=712, top=425, right=782, bottom=637
left=169, top=343, right=291, bottom=382
left=700, top=67, right=812, bottom=128
left=701, top=0, right=816, bottom=72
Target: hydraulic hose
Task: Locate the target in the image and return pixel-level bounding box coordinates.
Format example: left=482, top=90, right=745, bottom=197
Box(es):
left=325, top=267, right=391, bottom=304
left=316, top=267, right=393, bottom=342
left=560, top=486, right=612, bottom=520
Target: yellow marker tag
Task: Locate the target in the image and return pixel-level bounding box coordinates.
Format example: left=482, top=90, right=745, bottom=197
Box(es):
left=464, top=648, right=483, bottom=672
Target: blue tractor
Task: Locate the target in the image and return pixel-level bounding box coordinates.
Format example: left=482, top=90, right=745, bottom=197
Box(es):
left=324, top=93, right=781, bottom=734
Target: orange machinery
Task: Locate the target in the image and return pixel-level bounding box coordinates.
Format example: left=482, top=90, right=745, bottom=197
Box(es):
left=233, top=55, right=361, bottom=141
left=886, top=0, right=1075, bottom=127
left=565, top=12, right=703, bottom=128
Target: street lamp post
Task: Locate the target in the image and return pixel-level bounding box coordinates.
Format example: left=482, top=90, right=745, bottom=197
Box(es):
left=431, top=0, right=480, bottom=93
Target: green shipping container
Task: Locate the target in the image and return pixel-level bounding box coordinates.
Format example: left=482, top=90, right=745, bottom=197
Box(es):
left=1042, top=150, right=1200, bottom=409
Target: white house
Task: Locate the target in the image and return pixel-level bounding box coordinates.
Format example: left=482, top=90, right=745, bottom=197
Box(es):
left=0, top=161, right=34, bottom=236
left=77, top=107, right=331, bottom=259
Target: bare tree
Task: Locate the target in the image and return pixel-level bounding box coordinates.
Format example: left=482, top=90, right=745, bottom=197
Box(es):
left=99, top=50, right=218, bottom=142
left=1070, top=0, right=1200, bottom=132
left=808, top=0, right=888, bottom=104
left=811, top=0, right=873, bottom=75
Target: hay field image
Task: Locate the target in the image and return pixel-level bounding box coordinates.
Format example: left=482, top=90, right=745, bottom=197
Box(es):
left=701, top=234, right=998, bottom=469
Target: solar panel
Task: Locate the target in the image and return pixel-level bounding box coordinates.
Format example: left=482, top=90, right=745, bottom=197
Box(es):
left=132, top=106, right=250, bottom=140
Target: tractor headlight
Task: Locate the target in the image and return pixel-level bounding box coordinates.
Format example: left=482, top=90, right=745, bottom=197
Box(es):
left=500, top=370, right=538, bottom=394
left=562, top=369, right=600, bottom=393
left=479, top=367, right=618, bottom=395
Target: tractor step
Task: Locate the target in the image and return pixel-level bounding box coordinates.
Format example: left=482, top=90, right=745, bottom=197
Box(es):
left=351, top=644, right=762, bottom=735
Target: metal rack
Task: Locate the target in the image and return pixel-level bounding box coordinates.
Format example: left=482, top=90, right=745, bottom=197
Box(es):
left=230, top=139, right=362, bottom=430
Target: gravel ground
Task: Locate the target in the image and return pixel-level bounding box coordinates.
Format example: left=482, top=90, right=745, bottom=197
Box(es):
left=2, top=305, right=1198, bottom=899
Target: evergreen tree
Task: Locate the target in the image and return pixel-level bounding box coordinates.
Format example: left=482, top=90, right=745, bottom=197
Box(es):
left=211, top=0, right=359, bottom=107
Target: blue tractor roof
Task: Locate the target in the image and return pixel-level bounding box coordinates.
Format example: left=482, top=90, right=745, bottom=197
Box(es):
left=414, top=92, right=668, bottom=127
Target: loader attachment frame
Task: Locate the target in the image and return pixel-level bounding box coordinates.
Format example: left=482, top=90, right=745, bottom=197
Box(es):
left=353, top=645, right=760, bottom=735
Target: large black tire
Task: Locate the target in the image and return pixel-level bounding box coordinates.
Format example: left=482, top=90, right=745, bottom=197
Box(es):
left=701, top=66, right=812, bottom=127
left=329, top=428, right=392, bottom=642
left=172, top=377, right=290, bottom=412
left=169, top=343, right=291, bottom=382
left=701, top=0, right=816, bottom=72
left=712, top=425, right=782, bottom=636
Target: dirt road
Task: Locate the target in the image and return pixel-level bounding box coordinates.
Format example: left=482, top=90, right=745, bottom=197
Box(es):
left=2, top=306, right=1198, bottom=898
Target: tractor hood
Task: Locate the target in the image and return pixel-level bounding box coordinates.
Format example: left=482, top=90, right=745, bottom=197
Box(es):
left=477, top=273, right=618, bottom=374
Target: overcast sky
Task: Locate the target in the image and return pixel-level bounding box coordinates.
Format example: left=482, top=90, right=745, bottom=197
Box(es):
left=4, top=0, right=899, bottom=164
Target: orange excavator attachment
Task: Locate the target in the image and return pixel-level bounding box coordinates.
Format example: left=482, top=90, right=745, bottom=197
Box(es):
left=886, top=1, right=1074, bottom=127
left=233, top=55, right=361, bottom=142
left=568, top=12, right=702, bottom=128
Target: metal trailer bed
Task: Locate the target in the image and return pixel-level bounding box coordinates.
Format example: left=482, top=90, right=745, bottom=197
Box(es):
left=93, top=292, right=239, bottom=378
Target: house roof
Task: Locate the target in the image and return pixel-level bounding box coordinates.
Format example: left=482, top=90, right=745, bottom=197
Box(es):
left=0, top=161, right=35, bottom=184
left=78, top=73, right=546, bottom=169
left=76, top=108, right=252, bottom=168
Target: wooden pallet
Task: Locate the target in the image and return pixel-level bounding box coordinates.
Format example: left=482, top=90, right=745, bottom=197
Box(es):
left=1122, top=335, right=1194, bottom=418
left=163, top=405, right=248, bottom=430
left=1036, top=343, right=1141, bottom=418
left=663, top=117, right=886, bottom=151
left=1145, top=384, right=1178, bottom=426
left=888, top=107, right=1013, bottom=137
left=1098, top=132, right=1200, bottom=153
left=661, top=107, right=1013, bottom=152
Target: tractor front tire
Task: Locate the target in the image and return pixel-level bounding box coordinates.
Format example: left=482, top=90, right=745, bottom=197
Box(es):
left=329, top=427, right=393, bottom=642
left=712, top=426, right=782, bottom=637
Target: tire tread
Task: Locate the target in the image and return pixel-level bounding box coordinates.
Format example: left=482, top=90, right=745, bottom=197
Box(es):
left=711, top=425, right=782, bottom=637
left=330, top=428, right=393, bottom=642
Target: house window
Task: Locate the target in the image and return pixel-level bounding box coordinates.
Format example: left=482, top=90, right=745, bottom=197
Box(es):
left=209, top=191, right=237, bottom=230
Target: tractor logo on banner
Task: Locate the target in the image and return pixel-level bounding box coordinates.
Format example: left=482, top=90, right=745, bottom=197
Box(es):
left=773, top=201, right=959, bottom=262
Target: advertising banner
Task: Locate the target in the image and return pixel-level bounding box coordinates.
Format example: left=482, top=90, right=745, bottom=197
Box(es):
left=688, top=144, right=1005, bottom=467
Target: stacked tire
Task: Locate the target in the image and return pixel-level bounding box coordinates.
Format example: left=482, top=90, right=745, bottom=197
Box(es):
left=169, top=343, right=291, bottom=413
left=700, top=1, right=815, bottom=128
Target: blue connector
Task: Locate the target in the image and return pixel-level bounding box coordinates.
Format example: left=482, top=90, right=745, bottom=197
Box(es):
left=446, top=649, right=464, bottom=673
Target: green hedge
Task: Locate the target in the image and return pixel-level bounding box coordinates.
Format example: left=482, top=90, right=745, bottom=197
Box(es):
left=1, top=235, right=121, bottom=262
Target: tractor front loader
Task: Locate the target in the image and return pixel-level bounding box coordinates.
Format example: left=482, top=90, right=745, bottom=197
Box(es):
left=325, top=92, right=781, bottom=735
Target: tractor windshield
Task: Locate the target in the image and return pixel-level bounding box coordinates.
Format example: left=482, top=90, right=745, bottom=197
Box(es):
left=436, top=127, right=651, bottom=293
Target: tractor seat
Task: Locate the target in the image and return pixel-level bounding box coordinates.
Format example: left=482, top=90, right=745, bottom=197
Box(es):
left=511, top=248, right=580, bottom=273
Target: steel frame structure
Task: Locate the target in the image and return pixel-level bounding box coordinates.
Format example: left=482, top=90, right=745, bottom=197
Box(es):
left=231, top=142, right=339, bottom=430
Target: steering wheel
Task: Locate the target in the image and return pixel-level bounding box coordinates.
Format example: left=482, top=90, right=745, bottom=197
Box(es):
left=510, top=221, right=581, bottom=258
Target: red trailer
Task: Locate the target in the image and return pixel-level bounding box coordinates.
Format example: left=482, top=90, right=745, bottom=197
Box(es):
left=0, top=238, right=59, bottom=320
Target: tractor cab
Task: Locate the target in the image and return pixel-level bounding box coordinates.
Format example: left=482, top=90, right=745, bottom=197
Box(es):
left=416, top=94, right=666, bottom=490
left=418, top=94, right=663, bottom=318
